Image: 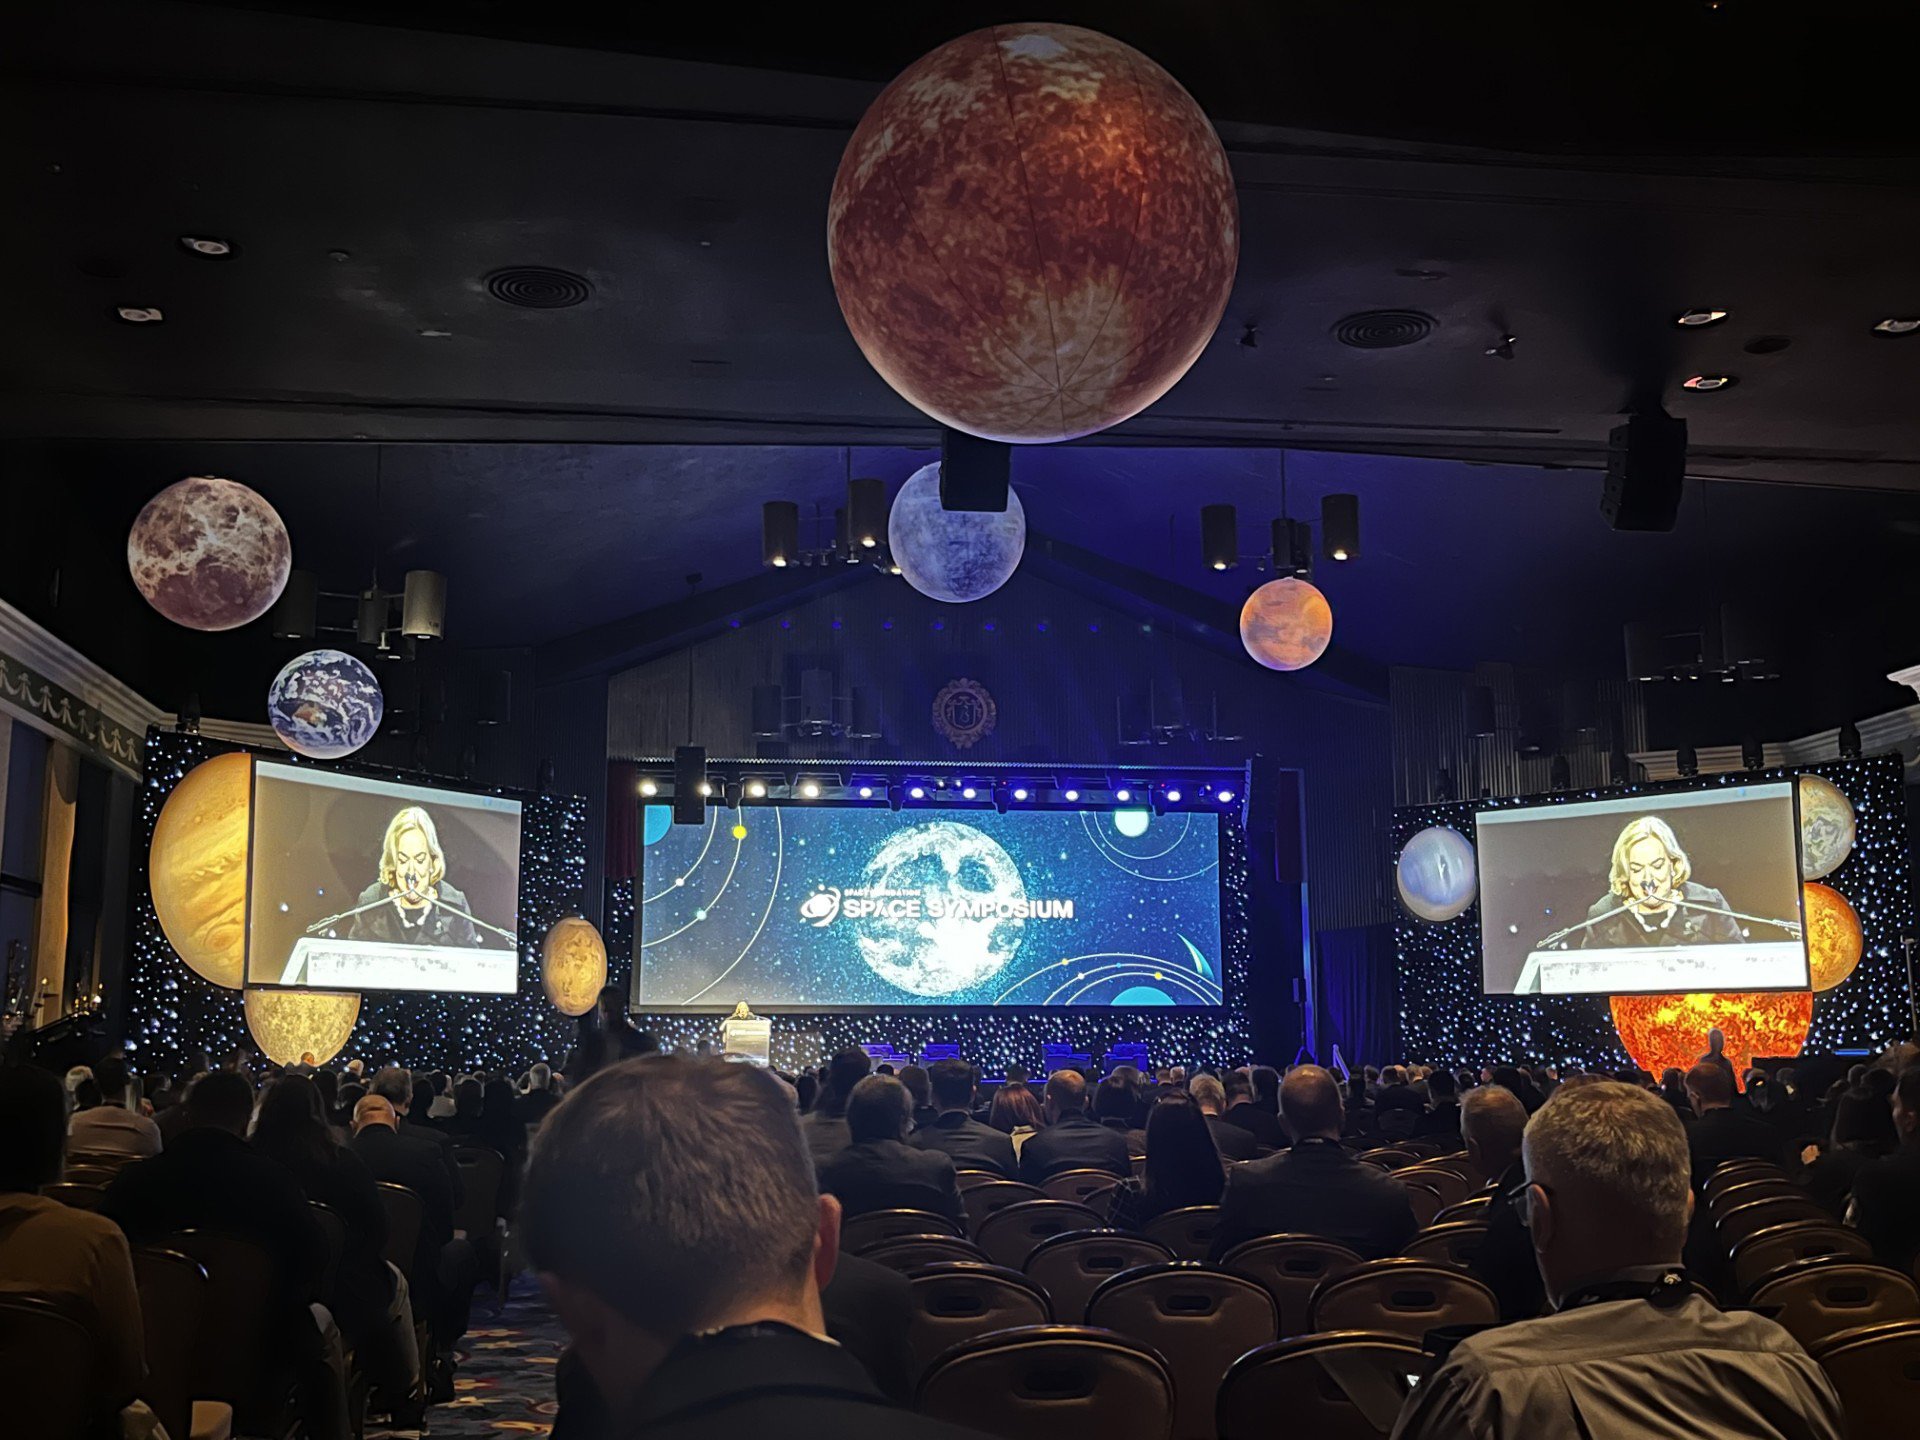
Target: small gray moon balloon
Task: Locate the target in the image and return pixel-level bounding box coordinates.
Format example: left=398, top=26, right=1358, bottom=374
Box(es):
left=268, top=649, right=384, bottom=760
left=1797, top=773, right=1857, bottom=881
left=887, top=462, right=1025, bottom=604
left=1397, top=826, right=1478, bottom=922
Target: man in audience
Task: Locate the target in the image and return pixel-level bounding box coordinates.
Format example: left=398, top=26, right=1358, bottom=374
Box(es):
left=525, top=1055, right=989, bottom=1437
left=369, top=1064, right=464, bottom=1204
left=516, top=1062, right=563, bottom=1127
left=1019, top=1070, right=1132, bottom=1182
left=67, top=1053, right=162, bottom=1158
left=1684, top=1060, right=1781, bottom=1185
left=1696, top=1026, right=1738, bottom=1087
left=1390, top=1081, right=1844, bottom=1440
left=1210, top=1065, right=1417, bottom=1259
left=1190, top=1072, right=1258, bottom=1160
left=911, top=1059, right=1017, bottom=1177
left=897, top=1064, right=938, bottom=1129
left=1092, top=1074, right=1149, bottom=1156
left=1850, top=1065, right=1920, bottom=1274
left=818, top=1075, right=964, bottom=1223
left=802, top=1048, right=872, bottom=1165
left=0, top=1064, right=146, bottom=1412
left=1413, top=1067, right=1463, bottom=1145
left=1460, top=1084, right=1543, bottom=1320
left=1223, top=1068, right=1286, bottom=1149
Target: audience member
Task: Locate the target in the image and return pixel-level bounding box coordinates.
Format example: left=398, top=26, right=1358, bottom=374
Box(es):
left=1019, top=1071, right=1132, bottom=1182
left=1210, top=1066, right=1416, bottom=1259
left=1092, top=1074, right=1149, bottom=1156
left=1189, top=1072, right=1258, bottom=1160
left=1460, top=1084, right=1543, bottom=1321
left=1797, top=1086, right=1896, bottom=1218
left=817, top=1076, right=964, bottom=1223
left=1850, top=1065, right=1920, bottom=1276
left=1696, top=1026, right=1738, bottom=1088
left=801, top=1048, right=873, bottom=1165
left=1413, top=1067, right=1462, bottom=1145
left=1390, top=1082, right=1844, bottom=1440
left=1222, top=1069, right=1285, bottom=1149
left=897, top=1065, right=937, bottom=1129
left=445, top=1077, right=486, bottom=1138
left=1249, top=1064, right=1282, bottom=1117
left=986, top=1083, right=1042, bottom=1157
left=1658, top=1067, right=1691, bottom=1118
left=1108, top=1093, right=1224, bottom=1229
left=1683, top=1060, right=1782, bottom=1185
left=66, top=1053, right=162, bottom=1158
left=1341, top=1074, right=1376, bottom=1135
left=369, top=1065, right=464, bottom=1204
left=524, top=1056, right=989, bottom=1437
left=911, top=1060, right=1016, bottom=1177
left=413, top=1075, right=443, bottom=1126
left=516, top=1062, right=563, bottom=1127
left=1490, top=1065, right=1546, bottom=1113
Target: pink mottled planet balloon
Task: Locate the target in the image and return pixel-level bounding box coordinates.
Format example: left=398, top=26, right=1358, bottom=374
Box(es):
left=128, top=476, right=291, bottom=631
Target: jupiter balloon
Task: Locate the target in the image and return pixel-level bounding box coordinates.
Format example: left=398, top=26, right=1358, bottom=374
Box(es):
left=1240, top=578, right=1333, bottom=671
left=128, top=476, right=291, bottom=631
left=1610, top=990, right=1813, bottom=1082
left=828, top=23, right=1239, bottom=443
left=542, top=916, right=609, bottom=1017
left=149, top=752, right=253, bottom=990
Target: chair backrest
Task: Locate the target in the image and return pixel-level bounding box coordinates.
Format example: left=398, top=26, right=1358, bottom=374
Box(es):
left=956, top=1169, right=1004, bottom=1192
left=1308, top=1259, right=1499, bottom=1342
left=1087, top=1263, right=1278, bottom=1440
left=975, top=1199, right=1106, bottom=1269
left=0, top=1294, right=101, bottom=1440
left=841, top=1207, right=965, bottom=1254
left=453, top=1144, right=505, bottom=1237
left=307, top=1201, right=346, bottom=1307
left=376, top=1181, right=424, bottom=1275
left=1400, top=1138, right=1447, bottom=1158
left=862, top=1234, right=991, bottom=1272
left=1732, top=1223, right=1876, bottom=1296
left=1716, top=1194, right=1828, bottom=1248
left=1399, top=1182, right=1444, bottom=1230
left=1396, top=1166, right=1471, bottom=1208
left=1400, top=1221, right=1488, bottom=1269
left=1044, top=1168, right=1126, bottom=1206
left=132, top=1246, right=209, bottom=1440
left=906, top=1263, right=1053, bottom=1383
left=65, top=1149, right=138, bottom=1172
left=1808, top=1319, right=1920, bottom=1436
left=60, top=1164, right=121, bottom=1187
left=161, top=1229, right=286, bottom=1426
left=918, top=1325, right=1176, bottom=1440
left=1131, top=1154, right=1148, bottom=1178
left=41, top=1181, right=105, bottom=1211
left=1141, top=1205, right=1224, bottom=1262
left=1219, top=1235, right=1366, bottom=1339
left=1357, top=1148, right=1419, bottom=1171
left=1708, top=1176, right=1805, bottom=1216
left=1750, top=1260, right=1920, bottom=1350
left=1431, top=1194, right=1494, bottom=1226
left=1702, top=1159, right=1782, bottom=1202
left=1217, top=1330, right=1431, bottom=1440
left=1026, top=1230, right=1176, bottom=1325
left=963, top=1179, right=1048, bottom=1232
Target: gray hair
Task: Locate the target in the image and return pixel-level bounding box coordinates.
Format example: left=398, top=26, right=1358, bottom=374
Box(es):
left=1461, top=1084, right=1528, bottom=1161
left=1522, top=1080, right=1690, bottom=1250
left=1188, top=1073, right=1227, bottom=1114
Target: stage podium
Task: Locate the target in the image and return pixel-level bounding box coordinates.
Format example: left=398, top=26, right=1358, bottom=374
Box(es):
left=719, top=1003, right=771, bottom=1065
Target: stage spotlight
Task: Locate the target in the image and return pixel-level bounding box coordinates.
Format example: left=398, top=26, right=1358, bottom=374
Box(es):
left=698, top=782, right=713, bottom=796
left=1218, top=789, right=1235, bottom=803
left=848, top=476, right=886, bottom=549
left=1012, top=787, right=1029, bottom=802
left=1675, top=744, right=1699, bottom=777
left=1200, top=503, right=1238, bottom=570
left=857, top=785, right=874, bottom=799
left=961, top=786, right=977, bottom=799
left=1838, top=721, right=1862, bottom=758
left=762, top=500, right=800, bottom=568
left=746, top=780, right=767, bottom=799
left=800, top=780, right=821, bottom=798
left=639, top=778, right=658, bottom=797
left=1063, top=788, right=1080, bottom=802
left=1321, top=493, right=1359, bottom=561
left=1166, top=787, right=1183, bottom=802
left=1740, top=736, right=1765, bottom=771
left=908, top=785, right=926, bottom=800
left=1115, top=788, right=1131, bottom=802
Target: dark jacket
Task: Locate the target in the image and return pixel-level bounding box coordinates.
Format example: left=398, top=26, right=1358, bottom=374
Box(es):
left=818, top=1139, right=964, bottom=1224
left=1414, top=1100, right=1464, bottom=1146
left=351, top=1121, right=455, bottom=1291
left=1206, top=1113, right=1259, bottom=1162
left=1222, top=1101, right=1285, bottom=1151
left=911, top=1110, right=1018, bottom=1179
left=256, top=1138, right=393, bottom=1332
left=1851, top=1138, right=1920, bottom=1276
left=1208, top=1135, right=1417, bottom=1260
left=1018, top=1112, right=1132, bottom=1183
left=346, top=882, right=483, bottom=947
left=1468, top=1162, right=1547, bottom=1321
left=1686, top=1107, right=1785, bottom=1189
left=1580, top=883, right=1742, bottom=949
left=396, top=1113, right=465, bottom=1205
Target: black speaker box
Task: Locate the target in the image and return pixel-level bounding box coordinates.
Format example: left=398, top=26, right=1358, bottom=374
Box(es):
left=672, top=745, right=706, bottom=825
left=749, top=684, right=783, bottom=738
left=939, top=428, right=1011, bottom=512
left=1600, top=411, right=1687, bottom=531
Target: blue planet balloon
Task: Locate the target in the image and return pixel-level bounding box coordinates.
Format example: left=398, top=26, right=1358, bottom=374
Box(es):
left=267, top=648, right=383, bottom=760
left=1396, top=825, right=1477, bottom=923
left=888, top=462, right=1025, bottom=604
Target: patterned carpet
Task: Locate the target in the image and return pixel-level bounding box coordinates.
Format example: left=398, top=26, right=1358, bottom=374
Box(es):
left=368, top=1279, right=567, bottom=1439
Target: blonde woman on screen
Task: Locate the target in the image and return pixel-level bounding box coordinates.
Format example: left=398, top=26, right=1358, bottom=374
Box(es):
left=347, top=806, right=483, bottom=947
left=1580, top=815, right=1741, bottom=948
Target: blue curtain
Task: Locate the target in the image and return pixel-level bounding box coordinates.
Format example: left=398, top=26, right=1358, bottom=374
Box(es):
left=1316, top=923, right=1397, bottom=1071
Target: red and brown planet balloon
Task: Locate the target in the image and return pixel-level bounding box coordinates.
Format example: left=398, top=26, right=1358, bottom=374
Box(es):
left=829, top=24, right=1239, bottom=443
left=128, top=476, right=290, bottom=631
left=1240, top=578, right=1334, bottom=671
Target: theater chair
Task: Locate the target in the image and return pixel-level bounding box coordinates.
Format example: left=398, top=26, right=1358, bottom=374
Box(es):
left=1709, top=1177, right=1807, bottom=1218
left=162, top=1230, right=300, bottom=1438
left=1702, top=1159, right=1783, bottom=1204
left=975, top=1199, right=1105, bottom=1269
left=1217, top=1331, right=1431, bottom=1440
left=1308, top=1258, right=1498, bottom=1343
left=42, top=1181, right=106, bottom=1211
left=61, top=1162, right=123, bottom=1187
left=840, top=1208, right=965, bottom=1254
left=1748, top=1259, right=1920, bottom=1351
left=1400, top=1221, right=1488, bottom=1269
left=1397, top=1181, right=1445, bottom=1230
left=918, top=1325, right=1175, bottom=1440
left=1716, top=1194, right=1829, bottom=1250
left=955, top=1169, right=1004, bottom=1192
left=1357, top=1147, right=1421, bottom=1171
left=453, top=1145, right=507, bottom=1292
left=905, top=1262, right=1052, bottom=1382
left=375, top=1181, right=423, bottom=1275
left=1218, top=1235, right=1364, bottom=1339
left=1431, top=1194, right=1494, bottom=1226
left=1042, top=1168, right=1126, bottom=1206
left=962, top=1179, right=1047, bottom=1232
left=1142, top=1205, right=1223, bottom=1261
left=0, top=1294, right=101, bottom=1440
left=862, top=1235, right=989, bottom=1272
left=1086, top=1263, right=1278, bottom=1440
left=133, top=1246, right=234, bottom=1440
left=1732, top=1223, right=1875, bottom=1297
left=1395, top=1165, right=1473, bottom=1209
left=1025, top=1230, right=1174, bottom=1325
left=1808, top=1319, right=1920, bottom=1435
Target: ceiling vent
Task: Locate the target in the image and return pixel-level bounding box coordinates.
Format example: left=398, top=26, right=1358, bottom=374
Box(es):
left=484, top=266, right=593, bottom=309
left=1332, top=309, right=1435, bottom=349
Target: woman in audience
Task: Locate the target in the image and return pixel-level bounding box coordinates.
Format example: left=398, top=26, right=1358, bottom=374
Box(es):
left=412, top=1075, right=443, bottom=1127
left=1106, top=1094, right=1224, bottom=1229
left=1798, top=1086, right=1897, bottom=1217
left=445, top=1077, right=486, bottom=1139
left=1658, top=1067, right=1691, bottom=1117
left=988, top=1082, right=1043, bottom=1157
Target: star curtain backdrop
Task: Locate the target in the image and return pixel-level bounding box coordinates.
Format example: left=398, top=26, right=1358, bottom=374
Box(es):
left=1392, top=755, right=1913, bottom=1070
left=127, top=730, right=589, bottom=1073
left=602, top=802, right=1255, bottom=1073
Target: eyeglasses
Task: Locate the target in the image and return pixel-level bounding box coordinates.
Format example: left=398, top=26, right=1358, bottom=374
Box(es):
left=1505, top=1179, right=1553, bottom=1228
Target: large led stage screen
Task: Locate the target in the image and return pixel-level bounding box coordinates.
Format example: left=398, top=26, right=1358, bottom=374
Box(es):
left=1476, top=782, right=1808, bottom=997
left=634, top=805, right=1224, bottom=1009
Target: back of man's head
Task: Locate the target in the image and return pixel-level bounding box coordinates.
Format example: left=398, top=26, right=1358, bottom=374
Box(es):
left=1223, top=1070, right=1254, bottom=1104
left=1461, top=1084, right=1528, bottom=1175
left=1044, top=1069, right=1088, bottom=1115
left=1427, top=1068, right=1457, bottom=1100
left=94, top=1054, right=132, bottom=1103
left=524, top=1056, right=821, bottom=1339
left=1381, top=1065, right=1408, bottom=1087
left=927, top=1059, right=975, bottom=1112
left=370, top=1066, right=414, bottom=1111
left=1250, top=1066, right=1280, bottom=1105
left=1279, top=1065, right=1344, bottom=1139
left=1092, top=1075, right=1134, bottom=1122
left=1892, top=1065, right=1920, bottom=1138
left=826, top=1047, right=873, bottom=1103
left=0, top=1064, right=67, bottom=1192
left=845, top=1074, right=912, bottom=1144
left=1189, top=1072, right=1227, bottom=1116
left=185, top=1068, right=256, bottom=1135
left=1003, top=1063, right=1030, bottom=1087
left=898, top=1064, right=931, bottom=1109
left=1685, top=1061, right=1734, bottom=1111
left=353, top=1094, right=397, bottom=1132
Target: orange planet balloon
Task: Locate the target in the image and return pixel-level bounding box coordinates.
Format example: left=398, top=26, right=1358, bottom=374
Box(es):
left=1802, top=883, right=1863, bottom=992
left=1239, top=578, right=1333, bottom=671
left=542, top=916, right=609, bottom=1017
left=149, top=752, right=253, bottom=989
left=1610, top=990, right=1813, bottom=1081
left=243, top=987, right=360, bottom=1067
left=828, top=23, right=1238, bottom=443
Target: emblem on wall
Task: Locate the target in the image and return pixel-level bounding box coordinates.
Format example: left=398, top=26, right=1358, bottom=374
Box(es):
left=931, top=678, right=997, bottom=750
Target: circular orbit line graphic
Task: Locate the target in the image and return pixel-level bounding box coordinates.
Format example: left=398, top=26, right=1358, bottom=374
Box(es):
left=677, top=808, right=786, bottom=1005
left=1060, top=967, right=1220, bottom=1006
left=640, top=812, right=720, bottom=905
left=639, top=821, right=747, bottom=948
left=1076, top=808, right=1193, bottom=863
left=990, top=951, right=1224, bottom=1006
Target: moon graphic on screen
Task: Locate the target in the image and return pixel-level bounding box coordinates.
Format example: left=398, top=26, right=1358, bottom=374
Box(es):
left=855, top=821, right=1027, bottom=995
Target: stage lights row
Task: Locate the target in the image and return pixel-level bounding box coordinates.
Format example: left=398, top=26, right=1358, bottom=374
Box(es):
left=636, top=772, right=1238, bottom=812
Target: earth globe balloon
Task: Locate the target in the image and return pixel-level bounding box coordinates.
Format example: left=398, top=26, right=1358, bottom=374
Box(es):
left=1240, top=578, right=1332, bottom=671
left=268, top=649, right=384, bottom=759
left=244, top=986, right=360, bottom=1067
left=543, top=915, right=610, bottom=1017
left=828, top=23, right=1238, bottom=443
left=1797, top=774, right=1856, bottom=881
left=1396, top=826, right=1478, bottom=922
left=1802, top=882, right=1864, bottom=992
left=888, top=463, right=1026, bottom=604
left=128, top=475, right=292, bottom=631
left=149, top=751, right=253, bottom=989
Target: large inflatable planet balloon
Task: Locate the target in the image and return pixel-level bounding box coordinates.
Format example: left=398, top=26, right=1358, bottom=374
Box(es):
left=1396, top=826, right=1478, bottom=922
left=543, top=915, right=609, bottom=1017
left=149, top=751, right=252, bottom=989
left=268, top=649, right=384, bottom=759
left=888, top=463, right=1026, bottom=604
left=1240, top=578, right=1333, bottom=672
left=1802, top=882, right=1863, bottom=992
left=1610, top=990, right=1812, bottom=1082
left=244, top=987, right=360, bottom=1066
left=128, top=476, right=291, bottom=631
left=829, top=23, right=1238, bottom=443
left=1797, top=774, right=1856, bottom=881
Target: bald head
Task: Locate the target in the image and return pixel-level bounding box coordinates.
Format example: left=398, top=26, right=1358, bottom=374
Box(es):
left=1462, top=1084, right=1529, bottom=1178
left=1279, top=1066, right=1344, bottom=1140
left=353, top=1093, right=397, bottom=1133
left=1043, top=1070, right=1088, bottom=1121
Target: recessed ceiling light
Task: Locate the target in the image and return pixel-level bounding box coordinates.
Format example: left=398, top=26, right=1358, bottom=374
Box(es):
left=179, top=236, right=233, bottom=258
left=1674, top=309, right=1729, bottom=328
left=1681, top=374, right=1737, bottom=391
left=114, top=306, right=164, bottom=324
left=1872, top=317, right=1920, bottom=336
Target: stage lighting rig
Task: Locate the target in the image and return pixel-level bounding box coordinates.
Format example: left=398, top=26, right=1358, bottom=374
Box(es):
left=759, top=458, right=899, bottom=573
